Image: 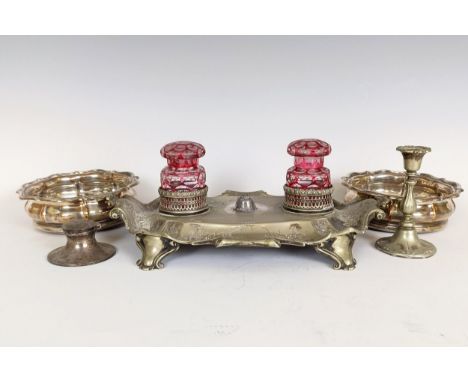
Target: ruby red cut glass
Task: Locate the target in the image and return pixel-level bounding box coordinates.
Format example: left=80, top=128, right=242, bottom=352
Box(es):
left=160, top=141, right=206, bottom=191
left=286, top=139, right=332, bottom=189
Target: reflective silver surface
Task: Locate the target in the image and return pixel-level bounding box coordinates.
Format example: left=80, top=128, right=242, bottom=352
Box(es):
left=234, top=195, right=257, bottom=212
left=18, top=169, right=139, bottom=233
left=343, top=170, right=463, bottom=233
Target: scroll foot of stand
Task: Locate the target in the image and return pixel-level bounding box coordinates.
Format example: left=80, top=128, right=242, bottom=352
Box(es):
left=315, top=234, right=357, bottom=270
left=135, top=234, right=180, bottom=271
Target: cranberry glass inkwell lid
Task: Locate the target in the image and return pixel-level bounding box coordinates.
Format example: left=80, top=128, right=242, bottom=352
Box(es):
left=158, top=141, right=208, bottom=215
left=283, top=138, right=334, bottom=213
left=160, top=141, right=206, bottom=191
left=286, top=139, right=332, bottom=189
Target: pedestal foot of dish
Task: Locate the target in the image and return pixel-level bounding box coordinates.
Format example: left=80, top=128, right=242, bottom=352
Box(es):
left=48, top=219, right=116, bottom=267
left=110, top=192, right=383, bottom=271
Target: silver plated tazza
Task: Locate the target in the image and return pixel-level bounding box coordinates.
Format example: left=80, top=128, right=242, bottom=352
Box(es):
left=18, top=169, right=139, bottom=233
left=342, top=170, right=463, bottom=233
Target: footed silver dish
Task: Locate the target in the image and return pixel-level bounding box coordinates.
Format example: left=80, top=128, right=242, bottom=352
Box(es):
left=342, top=170, right=463, bottom=233
left=18, top=169, right=139, bottom=233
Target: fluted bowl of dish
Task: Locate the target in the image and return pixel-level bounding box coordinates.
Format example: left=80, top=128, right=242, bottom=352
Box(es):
left=18, top=169, right=139, bottom=233
left=342, top=170, right=463, bottom=233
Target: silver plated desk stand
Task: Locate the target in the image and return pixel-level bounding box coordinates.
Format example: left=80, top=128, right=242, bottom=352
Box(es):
left=111, top=192, right=382, bottom=271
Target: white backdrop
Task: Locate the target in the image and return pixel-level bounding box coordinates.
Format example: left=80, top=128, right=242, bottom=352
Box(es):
left=0, top=36, right=467, bottom=345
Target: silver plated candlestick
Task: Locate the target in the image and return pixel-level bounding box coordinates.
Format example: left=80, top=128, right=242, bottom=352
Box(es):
left=375, top=146, right=437, bottom=258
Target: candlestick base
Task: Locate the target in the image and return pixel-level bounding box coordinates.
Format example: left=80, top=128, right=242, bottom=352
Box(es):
left=375, top=228, right=436, bottom=259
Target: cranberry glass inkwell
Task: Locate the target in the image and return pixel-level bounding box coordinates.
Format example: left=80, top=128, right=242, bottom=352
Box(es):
left=158, top=141, right=208, bottom=214
left=283, top=139, right=334, bottom=212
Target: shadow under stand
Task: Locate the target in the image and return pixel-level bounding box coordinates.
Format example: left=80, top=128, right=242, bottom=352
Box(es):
left=111, top=191, right=383, bottom=271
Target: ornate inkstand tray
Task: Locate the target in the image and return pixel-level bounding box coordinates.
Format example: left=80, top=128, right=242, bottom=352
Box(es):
left=110, top=139, right=383, bottom=271
left=111, top=192, right=382, bottom=271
